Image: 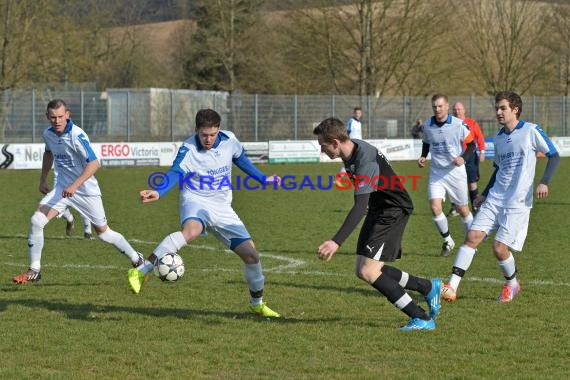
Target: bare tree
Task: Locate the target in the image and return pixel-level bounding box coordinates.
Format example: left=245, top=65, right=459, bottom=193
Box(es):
left=450, top=0, right=550, bottom=95
left=548, top=3, right=570, bottom=96
left=281, top=0, right=446, bottom=97
left=0, top=0, right=48, bottom=90
left=179, top=0, right=265, bottom=92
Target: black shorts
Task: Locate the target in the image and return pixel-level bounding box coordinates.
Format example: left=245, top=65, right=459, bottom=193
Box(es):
left=356, top=208, right=409, bottom=262
left=465, top=152, right=480, bottom=183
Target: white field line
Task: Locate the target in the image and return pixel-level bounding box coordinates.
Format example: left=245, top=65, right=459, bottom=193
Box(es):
left=3, top=234, right=570, bottom=286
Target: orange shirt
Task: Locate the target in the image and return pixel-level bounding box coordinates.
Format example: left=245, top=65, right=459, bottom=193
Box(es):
left=462, top=117, right=485, bottom=151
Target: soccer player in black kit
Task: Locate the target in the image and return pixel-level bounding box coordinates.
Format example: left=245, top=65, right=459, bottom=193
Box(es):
left=313, top=117, right=441, bottom=331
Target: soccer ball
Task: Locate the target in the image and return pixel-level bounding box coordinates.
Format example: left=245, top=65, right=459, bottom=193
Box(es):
left=153, top=253, right=185, bottom=282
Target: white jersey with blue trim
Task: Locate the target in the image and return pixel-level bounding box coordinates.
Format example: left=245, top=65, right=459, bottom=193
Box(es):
left=422, top=114, right=471, bottom=170
left=347, top=117, right=362, bottom=139
left=43, top=120, right=101, bottom=196
left=172, top=130, right=243, bottom=204
left=487, top=120, right=558, bottom=209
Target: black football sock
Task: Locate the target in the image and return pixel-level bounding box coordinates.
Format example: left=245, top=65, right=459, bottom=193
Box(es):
left=371, top=274, right=430, bottom=320
left=382, top=265, right=431, bottom=296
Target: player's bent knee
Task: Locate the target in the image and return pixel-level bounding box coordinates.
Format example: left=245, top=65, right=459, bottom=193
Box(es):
left=355, top=267, right=376, bottom=284
left=239, top=252, right=259, bottom=264
left=465, top=230, right=485, bottom=247
left=31, top=211, right=49, bottom=229
left=93, top=225, right=108, bottom=235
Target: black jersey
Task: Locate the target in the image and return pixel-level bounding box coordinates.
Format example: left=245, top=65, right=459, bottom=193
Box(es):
left=343, top=139, right=414, bottom=214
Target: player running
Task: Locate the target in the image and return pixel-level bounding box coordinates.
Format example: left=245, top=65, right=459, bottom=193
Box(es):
left=417, top=94, right=475, bottom=257
left=314, top=117, right=441, bottom=331
left=441, top=91, right=560, bottom=302
left=13, top=99, right=144, bottom=284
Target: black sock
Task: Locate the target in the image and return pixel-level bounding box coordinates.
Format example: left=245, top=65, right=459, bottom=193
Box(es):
left=469, top=189, right=479, bottom=205
left=381, top=265, right=402, bottom=281
left=371, top=274, right=430, bottom=320
left=382, top=265, right=431, bottom=296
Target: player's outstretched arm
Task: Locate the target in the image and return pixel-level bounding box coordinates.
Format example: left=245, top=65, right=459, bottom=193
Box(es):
left=140, top=190, right=160, bottom=203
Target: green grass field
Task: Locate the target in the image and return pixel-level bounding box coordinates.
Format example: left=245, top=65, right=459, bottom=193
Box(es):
left=1, top=158, right=569, bottom=379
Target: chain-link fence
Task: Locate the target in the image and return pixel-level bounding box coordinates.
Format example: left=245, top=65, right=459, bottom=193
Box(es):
left=1, top=88, right=568, bottom=143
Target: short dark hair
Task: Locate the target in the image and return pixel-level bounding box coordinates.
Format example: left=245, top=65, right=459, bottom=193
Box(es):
left=313, top=117, right=349, bottom=143
left=431, top=93, right=448, bottom=103
left=354, top=106, right=362, bottom=112
left=195, top=109, right=221, bottom=129
left=495, top=91, right=522, bottom=118
left=46, top=99, right=67, bottom=112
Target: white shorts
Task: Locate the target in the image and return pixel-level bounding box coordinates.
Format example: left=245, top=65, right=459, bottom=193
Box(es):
left=179, top=196, right=251, bottom=249
left=428, top=166, right=469, bottom=206
left=40, top=187, right=107, bottom=227
left=470, top=201, right=530, bottom=251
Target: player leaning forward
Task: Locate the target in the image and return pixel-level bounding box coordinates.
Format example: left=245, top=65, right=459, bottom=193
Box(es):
left=314, top=117, right=441, bottom=331
left=441, top=91, right=560, bottom=302
left=129, top=109, right=281, bottom=318
left=13, top=99, right=144, bottom=284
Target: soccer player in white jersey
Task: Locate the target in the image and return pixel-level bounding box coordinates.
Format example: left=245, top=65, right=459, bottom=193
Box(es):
left=441, top=91, right=560, bottom=303
left=12, top=99, right=144, bottom=284
left=129, top=109, right=281, bottom=318
left=336, top=107, right=363, bottom=184
left=418, top=94, right=475, bottom=257
left=347, top=107, right=363, bottom=140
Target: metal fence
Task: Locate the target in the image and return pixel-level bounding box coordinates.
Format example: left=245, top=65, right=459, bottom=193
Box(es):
left=1, top=88, right=568, bottom=143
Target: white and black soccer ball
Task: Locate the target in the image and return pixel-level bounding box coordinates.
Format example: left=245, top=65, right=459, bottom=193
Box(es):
left=153, top=253, right=185, bottom=282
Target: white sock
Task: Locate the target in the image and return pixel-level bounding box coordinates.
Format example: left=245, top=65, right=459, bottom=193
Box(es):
left=153, top=232, right=187, bottom=258
left=61, top=208, right=74, bottom=223
left=433, top=213, right=449, bottom=236
left=244, top=262, right=265, bottom=305
left=448, top=245, right=477, bottom=290
left=398, top=271, right=410, bottom=288
left=461, top=212, right=473, bottom=232
left=98, top=228, right=140, bottom=264
left=82, top=216, right=91, bottom=234
left=28, top=212, right=49, bottom=271
left=498, top=253, right=517, bottom=286
left=139, top=260, right=155, bottom=274
left=143, top=232, right=187, bottom=275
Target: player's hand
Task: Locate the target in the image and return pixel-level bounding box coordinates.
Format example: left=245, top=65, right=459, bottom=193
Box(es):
left=266, top=175, right=281, bottom=186
left=39, top=181, right=50, bottom=195
left=62, top=185, right=78, bottom=198
left=453, top=156, right=465, bottom=166
left=479, top=152, right=485, bottom=162
left=140, top=189, right=160, bottom=203
left=536, top=183, right=549, bottom=199
left=317, top=240, right=339, bottom=262
left=473, top=194, right=486, bottom=208
left=417, top=157, right=426, bottom=168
